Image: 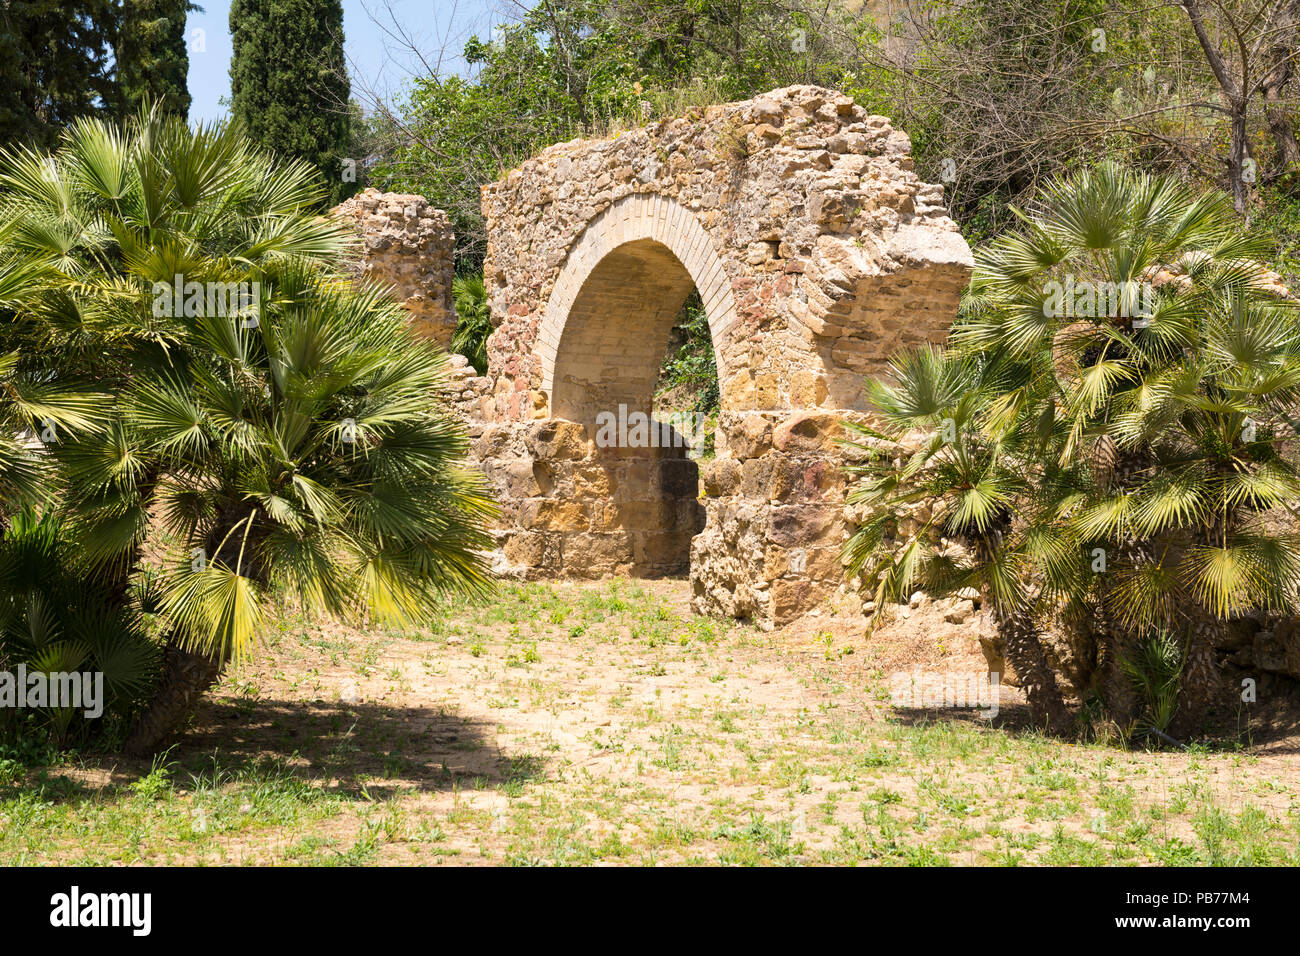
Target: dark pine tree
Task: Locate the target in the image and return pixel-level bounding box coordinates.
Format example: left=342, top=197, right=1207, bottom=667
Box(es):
left=229, top=0, right=351, bottom=202
left=0, top=0, right=118, bottom=149
left=117, top=0, right=196, bottom=118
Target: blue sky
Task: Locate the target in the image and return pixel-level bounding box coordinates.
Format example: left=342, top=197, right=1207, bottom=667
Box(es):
left=186, top=0, right=508, bottom=123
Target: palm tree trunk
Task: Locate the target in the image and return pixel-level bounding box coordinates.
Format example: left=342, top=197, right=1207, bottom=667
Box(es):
left=1170, top=617, right=1222, bottom=739
left=1098, top=631, right=1141, bottom=728
left=974, top=525, right=1072, bottom=736
left=123, top=639, right=225, bottom=756
left=993, top=603, right=1072, bottom=736
left=1096, top=535, right=1150, bottom=727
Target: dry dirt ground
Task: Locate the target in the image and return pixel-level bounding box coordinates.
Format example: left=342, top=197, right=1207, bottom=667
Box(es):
left=3, top=578, right=1298, bottom=866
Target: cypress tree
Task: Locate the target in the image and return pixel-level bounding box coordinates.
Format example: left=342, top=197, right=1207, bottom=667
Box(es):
left=0, top=0, right=118, bottom=148
left=229, top=0, right=351, bottom=201
left=117, top=0, right=195, bottom=118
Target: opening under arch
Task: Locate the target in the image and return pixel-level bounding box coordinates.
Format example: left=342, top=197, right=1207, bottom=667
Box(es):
left=547, top=237, right=720, bottom=576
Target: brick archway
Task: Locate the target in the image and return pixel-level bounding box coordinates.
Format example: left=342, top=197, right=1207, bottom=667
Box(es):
left=471, top=85, right=974, bottom=626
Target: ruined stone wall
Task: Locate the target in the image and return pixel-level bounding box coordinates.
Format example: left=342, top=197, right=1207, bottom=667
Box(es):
left=331, top=188, right=458, bottom=347
left=481, top=85, right=971, bottom=423
left=472, top=419, right=703, bottom=580
left=477, top=85, right=971, bottom=626
left=335, top=88, right=972, bottom=628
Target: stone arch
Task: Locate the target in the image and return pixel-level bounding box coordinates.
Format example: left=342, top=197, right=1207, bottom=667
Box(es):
left=537, top=194, right=738, bottom=421
left=471, top=85, right=974, bottom=626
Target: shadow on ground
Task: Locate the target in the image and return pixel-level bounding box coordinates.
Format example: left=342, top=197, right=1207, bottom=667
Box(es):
left=51, top=697, right=544, bottom=803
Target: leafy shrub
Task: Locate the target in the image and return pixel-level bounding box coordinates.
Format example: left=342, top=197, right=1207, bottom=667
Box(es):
left=0, top=512, right=160, bottom=748
left=451, top=273, right=492, bottom=374
left=846, top=162, right=1300, bottom=737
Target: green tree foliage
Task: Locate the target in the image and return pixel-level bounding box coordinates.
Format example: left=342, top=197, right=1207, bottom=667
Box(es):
left=370, top=0, right=1300, bottom=261
left=845, top=0, right=1116, bottom=239
left=117, top=0, right=197, bottom=118
left=451, top=273, right=492, bottom=375
left=0, top=1, right=118, bottom=149
left=656, top=291, right=719, bottom=417
left=0, top=109, right=496, bottom=753
left=371, top=0, right=838, bottom=267
left=846, top=163, right=1300, bottom=738
left=229, top=0, right=352, bottom=203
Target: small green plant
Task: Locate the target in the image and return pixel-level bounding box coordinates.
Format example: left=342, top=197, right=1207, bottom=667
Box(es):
left=1119, top=630, right=1185, bottom=741
left=712, top=115, right=751, bottom=164
left=131, top=755, right=175, bottom=800
left=451, top=273, right=492, bottom=374
left=0, top=511, right=161, bottom=749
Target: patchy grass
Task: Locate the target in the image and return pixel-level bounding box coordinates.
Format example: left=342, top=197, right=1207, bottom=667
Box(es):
left=3, top=580, right=1298, bottom=865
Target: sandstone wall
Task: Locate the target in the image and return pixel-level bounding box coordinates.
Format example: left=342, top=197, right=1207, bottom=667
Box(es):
left=472, top=419, right=703, bottom=580
left=481, top=84, right=971, bottom=423
left=335, top=88, right=974, bottom=628
left=478, top=85, right=972, bottom=626
left=331, top=188, right=458, bottom=347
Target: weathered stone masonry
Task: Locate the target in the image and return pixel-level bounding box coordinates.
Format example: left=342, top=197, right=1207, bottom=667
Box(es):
left=471, top=85, right=973, bottom=627
left=340, top=86, right=974, bottom=628
left=333, top=188, right=458, bottom=348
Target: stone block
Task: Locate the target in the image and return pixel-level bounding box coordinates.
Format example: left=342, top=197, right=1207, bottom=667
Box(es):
left=659, top=458, right=699, bottom=498
left=700, top=458, right=742, bottom=497
left=573, top=464, right=615, bottom=497
left=503, top=531, right=560, bottom=570
left=520, top=498, right=589, bottom=532
left=727, top=414, right=773, bottom=458
left=566, top=531, right=635, bottom=569
left=788, top=369, right=829, bottom=407
left=772, top=412, right=844, bottom=456
left=763, top=544, right=790, bottom=578
left=770, top=457, right=845, bottom=502
left=804, top=546, right=844, bottom=581
left=722, top=371, right=755, bottom=408
left=769, top=503, right=843, bottom=548
left=634, top=531, right=696, bottom=569
left=755, top=372, right=780, bottom=409
left=603, top=498, right=676, bottom=531
left=498, top=458, right=542, bottom=497
left=526, top=419, right=591, bottom=460
left=676, top=497, right=706, bottom=533
left=741, top=457, right=777, bottom=499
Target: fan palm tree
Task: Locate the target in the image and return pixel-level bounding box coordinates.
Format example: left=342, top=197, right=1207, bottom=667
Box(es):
left=854, top=162, right=1300, bottom=738
left=0, top=107, right=498, bottom=753
left=117, top=265, right=497, bottom=753
left=451, top=273, right=492, bottom=374
left=961, top=163, right=1300, bottom=736
left=843, top=346, right=1075, bottom=734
